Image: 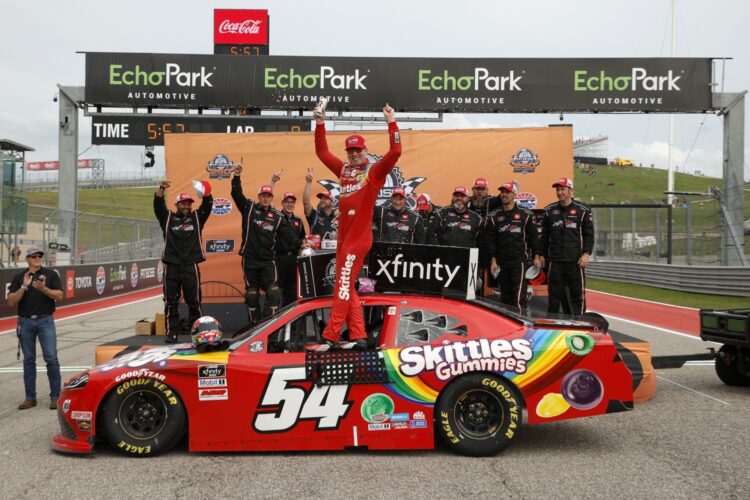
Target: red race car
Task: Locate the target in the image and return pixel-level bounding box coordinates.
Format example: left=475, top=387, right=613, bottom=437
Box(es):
left=52, top=294, right=633, bottom=457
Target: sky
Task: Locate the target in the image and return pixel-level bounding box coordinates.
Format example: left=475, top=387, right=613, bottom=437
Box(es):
left=1, top=0, right=748, bottom=182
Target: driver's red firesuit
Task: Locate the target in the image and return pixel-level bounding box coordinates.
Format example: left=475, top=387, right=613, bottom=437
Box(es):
left=315, top=122, right=402, bottom=343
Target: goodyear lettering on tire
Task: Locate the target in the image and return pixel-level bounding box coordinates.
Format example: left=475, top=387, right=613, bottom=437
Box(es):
left=115, top=378, right=178, bottom=406
left=481, top=378, right=519, bottom=439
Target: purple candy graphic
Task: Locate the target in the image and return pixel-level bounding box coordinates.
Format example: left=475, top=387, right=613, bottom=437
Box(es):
left=561, top=369, right=603, bottom=410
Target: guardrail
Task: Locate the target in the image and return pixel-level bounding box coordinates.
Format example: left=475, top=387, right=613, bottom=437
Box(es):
left=587, top=260, right=750, bottom=297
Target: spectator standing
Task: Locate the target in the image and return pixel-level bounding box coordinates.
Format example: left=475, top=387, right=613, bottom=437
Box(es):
left=373, top=187, right=425, bottom=243
left=275, top=191, right=306, bottom=307
left=6, top=247, right=63, bottom=410
left=427, top=187, right=483, bottom=248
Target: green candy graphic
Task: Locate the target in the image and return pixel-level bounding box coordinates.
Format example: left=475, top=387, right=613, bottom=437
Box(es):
left=361, top=393, right=395, bottom=423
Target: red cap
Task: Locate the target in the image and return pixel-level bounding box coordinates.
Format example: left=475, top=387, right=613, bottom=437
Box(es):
left=473, top=177, right=489, bottom=189
left=175, top=193, right=194, bottom=203
left=345, top=135, right=366, bottom=150
left=416, top=193, right=432, bottom=211
left=258, top=185, right=274, bottom=195
left=552, top=177, right=574, bottom=189
left=316, top=191, right=333, bottom=200
left=499, top=181, right=518, bottom=194
left=452, top=186, right=469, bottom=197
left=282, top=192, right=297, bottom=201
left=391, top=187, right=406, bottom=198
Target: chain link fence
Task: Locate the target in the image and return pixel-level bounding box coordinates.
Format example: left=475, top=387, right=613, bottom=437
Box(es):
left=591, top=202, right=749, bottom=265
left=1, top=203, right=162, bottom=268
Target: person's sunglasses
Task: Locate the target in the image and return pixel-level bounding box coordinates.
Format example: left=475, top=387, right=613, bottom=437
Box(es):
left=28, top=254, right=43, bottom=259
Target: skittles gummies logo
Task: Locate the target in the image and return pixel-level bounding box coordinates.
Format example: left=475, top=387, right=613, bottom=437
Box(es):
left=360, top=393, right=395, bottom=424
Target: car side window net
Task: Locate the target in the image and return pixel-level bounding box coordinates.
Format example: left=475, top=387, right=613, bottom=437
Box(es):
left=396, top=308, right=466, bottom=347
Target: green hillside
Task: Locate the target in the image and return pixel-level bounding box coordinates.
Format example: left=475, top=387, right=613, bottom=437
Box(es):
left=26, top=187, right=157, bottom=220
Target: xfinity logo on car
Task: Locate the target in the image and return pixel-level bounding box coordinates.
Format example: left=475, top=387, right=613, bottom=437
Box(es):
left=109, top=63, right=214, bottom=87
left=374, top=253, right=461, bottom=288
left=264, top=66, right=368, bottom=90
left=198, top=364, right=226, bottom=378
left=574, top=68, right=682, bottom=92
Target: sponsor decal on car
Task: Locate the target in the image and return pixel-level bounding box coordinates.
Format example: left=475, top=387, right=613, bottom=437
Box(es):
left=76, top=420, right=92, bottom=431
left=360, top=393, right=394, bottom=424
left=409, top=420, right=428, bottom=429
left=198, top=377, right=227, bottom=388
left=398, top=338, right=533, bottom=381
left=99, top=346, right=179, bottom=371
left=390, top=413, right=409, bottom=422
left=198, top=364, right=226, bottom=378
left=71, top=411, right=92, bottom=420
left=114, top=368, right=166, bottom=383
left=367, top=423, right=391, bottom=431
left=392, top=421, right=409, bottom=430
left=249, top=340, right=264, bottom=353
left=62, top=400, right=70, bottom=413
left=199, top=388, right=229, bottom=401
left=412, top=411, right=425, bottom=420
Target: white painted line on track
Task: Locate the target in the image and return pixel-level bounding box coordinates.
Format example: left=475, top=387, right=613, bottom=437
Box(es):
left=0, top=366, right=92, bottom=373
left=684, top=361, right=715, bottom=366
left=0, top=293, right=161, bottom=336
left=602, top=313, right=704, bottom=340
left=588, top=289, right=700, bottom=311
left=656, top=375, right=731, bottom=405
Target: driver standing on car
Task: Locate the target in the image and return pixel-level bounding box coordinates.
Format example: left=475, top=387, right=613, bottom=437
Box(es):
left=307, top=103, right=402, bottom=351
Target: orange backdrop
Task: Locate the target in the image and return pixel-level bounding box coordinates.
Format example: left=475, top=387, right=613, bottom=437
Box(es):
left=164, top=126, right=572, bottom=294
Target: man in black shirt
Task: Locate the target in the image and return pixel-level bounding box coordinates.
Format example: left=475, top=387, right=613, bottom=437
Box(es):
left=485, top=182, right=542, bottom=310
left=373, top=187, right=425, bottom=244
left=414, top=193, right=439, bottom=242
left=540, top=177, right=595, bottom=315
left=231, top=165, right=302, bottom=323
left=427, top=187, right=483, bottom=248
left=303, top=167, right=339, bottom=245
left=468, top=177, right=501, bottom=220
left=154, top=180, right=213, bottom=343
left=275, top=191, right=306, bottom=307
left=7, top=247, right=63, bottom=410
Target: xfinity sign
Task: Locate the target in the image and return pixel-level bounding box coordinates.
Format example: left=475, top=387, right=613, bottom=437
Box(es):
left=109, top=63, right=214, bottom=87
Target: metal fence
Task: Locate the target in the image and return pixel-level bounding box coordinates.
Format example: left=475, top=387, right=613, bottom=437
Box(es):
left=1, top=204, right=162, bottom=268
left=591, top=202, right=749, bottom=266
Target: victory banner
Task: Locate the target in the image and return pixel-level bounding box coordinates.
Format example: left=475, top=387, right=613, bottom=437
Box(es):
left=164, top=126, right=572, bottom=295
left=86, top=53, right=714, bottom=113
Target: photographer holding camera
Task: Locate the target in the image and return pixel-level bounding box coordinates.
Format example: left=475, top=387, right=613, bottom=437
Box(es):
left=6, top=247, right=63, bottom=410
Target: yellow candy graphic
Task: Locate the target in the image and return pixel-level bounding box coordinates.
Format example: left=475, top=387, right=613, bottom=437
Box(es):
left=536, top=393, right=570, bottom=418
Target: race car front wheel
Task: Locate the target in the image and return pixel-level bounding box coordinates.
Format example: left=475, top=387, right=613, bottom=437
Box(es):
left=100, top=379, right=187, bottom=457
left=435, top=373, right=522, bottom=456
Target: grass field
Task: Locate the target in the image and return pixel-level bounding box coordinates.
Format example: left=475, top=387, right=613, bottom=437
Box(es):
left=26, top=187, right=157, bottom=220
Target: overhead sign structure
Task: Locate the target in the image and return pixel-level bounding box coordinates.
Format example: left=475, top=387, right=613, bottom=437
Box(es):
left=90, top=115, right=310, bottom=145
left=85, top=53, right=714, bottom=113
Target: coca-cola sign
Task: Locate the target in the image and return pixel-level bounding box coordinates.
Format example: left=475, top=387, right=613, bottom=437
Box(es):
left=214, top=9, right=268, bottom=45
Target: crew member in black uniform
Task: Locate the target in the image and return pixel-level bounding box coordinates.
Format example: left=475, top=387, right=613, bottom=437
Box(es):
left=373, top=187, right=425, bottom=243
left=427, top=186, right=483, bottom=248
left=231, top=165, right=301, bottom=323
left=275, top=191, right=306, bottom=307
left=485, top=181, right=542, bottom=310
left=154, top=180, right=213, bottom=343
left=414, top=193, right=439, bottom=242
left=467, top=177, right=501, bottom=220
left=540, top=177, right=595, bottom=315
left=303, top=167, right=339, bottom=244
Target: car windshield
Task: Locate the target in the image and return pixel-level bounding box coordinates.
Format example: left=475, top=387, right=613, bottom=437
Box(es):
left=472, top=297, right=606, bottom=330
left=228, top=305, right=297, bottom=350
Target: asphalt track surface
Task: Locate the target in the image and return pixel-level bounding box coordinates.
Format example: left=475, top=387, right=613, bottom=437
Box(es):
left=0, top=295, right=748, bottom=499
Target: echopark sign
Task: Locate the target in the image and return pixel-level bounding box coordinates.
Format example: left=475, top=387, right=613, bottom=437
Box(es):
left=214, top=9, right=268, bottom=45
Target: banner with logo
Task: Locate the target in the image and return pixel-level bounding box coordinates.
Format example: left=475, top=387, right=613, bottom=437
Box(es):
left=85, top=53, right=713, bottom=112
left=213, top=9, right=269, bottom=45
left=0, top=259, right=163, bottom=318
left=25, top=159, right=99, bottom=171
left=164, top=126, right=571, bottom=294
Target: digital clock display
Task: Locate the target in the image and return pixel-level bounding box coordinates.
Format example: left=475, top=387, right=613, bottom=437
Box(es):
left=214, top=44, right=269, bottom=56
left=91, top=115, right=310, bottom=146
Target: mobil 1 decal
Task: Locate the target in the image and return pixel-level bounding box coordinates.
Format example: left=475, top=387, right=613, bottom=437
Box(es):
left=252, top=367, right=353, bottom=433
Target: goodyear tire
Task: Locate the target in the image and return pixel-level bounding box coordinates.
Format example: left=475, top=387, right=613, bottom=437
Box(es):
left=100, top=378, right=186, bottom=457
left=715, top=345, right=750, bottom=387
left=435, top=373, right=522, bottom=456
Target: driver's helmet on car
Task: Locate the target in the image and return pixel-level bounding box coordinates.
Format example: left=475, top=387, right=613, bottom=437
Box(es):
left=191, top=316, right=223, bottom=347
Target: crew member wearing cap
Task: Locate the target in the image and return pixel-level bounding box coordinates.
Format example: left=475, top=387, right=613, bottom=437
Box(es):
left=484, top=182, right=542, bottom=310
left=231, top=165, right=301, bottom=323
left=540, top=177, right=594, bottom=315
left=303, top=166, right=339, bottom=242
left=154, top=180, right=213, bottom=343
left=7, top=247, right=63, bottom=410
left=307, top=103, right=402, bottom=351
left=468, top=177, right=501, bottom=219
left=275, top=191, right=306, bottom=307
left=427, top=187, right=483, bottom=249
left=414, top=193, right=440, bottom=241
left=373, top=187, right=425, bottom=244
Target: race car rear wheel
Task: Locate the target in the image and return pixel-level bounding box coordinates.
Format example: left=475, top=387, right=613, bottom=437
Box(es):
left=435, top=373, right=522, bottom=456
left=100, top=379, right=186, bottom=457
left=715, top=345, right=750, bottom=386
